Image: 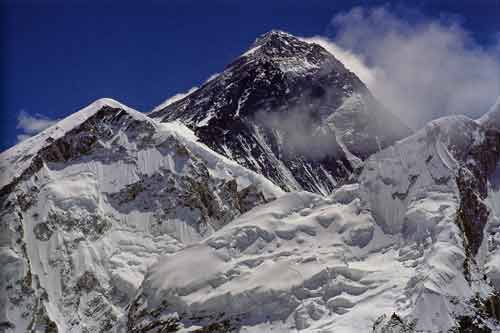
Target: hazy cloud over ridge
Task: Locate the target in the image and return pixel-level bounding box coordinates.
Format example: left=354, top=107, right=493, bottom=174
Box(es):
left=16, top=110, right=59, bottom=142
left=308, top=6, right=500, bottom=128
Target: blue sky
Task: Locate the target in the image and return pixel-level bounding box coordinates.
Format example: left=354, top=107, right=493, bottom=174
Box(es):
left=1, top=0, right=500, bottom=152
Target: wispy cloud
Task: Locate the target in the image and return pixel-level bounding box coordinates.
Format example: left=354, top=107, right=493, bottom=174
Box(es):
left=310, top=6, right=500, bottom=128
left=16, top=134, right=33, bottom=143
left=16, top=110, right=59, bottom=142
left=255, top=106, right=340, bottom=160
left=300, top=36, right=377, bottom=87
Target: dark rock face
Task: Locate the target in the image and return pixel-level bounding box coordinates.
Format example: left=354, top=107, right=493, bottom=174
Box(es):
left=454, top=316, right=492, bottom=333
left=76, top=271, right=100, bottom=293
left=33, top=222, right=53, bottom=241
left=483, top=293, right=500, bottom=322
left=448, top=293, right=500, bottom=333
left=455, top=127, right=500, bottom=258
left=439, top=119, right=500, bottom=288
left=372, top=313, right=416, bottom=333
left=127, top=296, right=242, bottom=333
left=150, top=30, right=411, bottom=194
left=39, top=106, right=155, bottom=164
left=105, top=148, right=271, bottom=239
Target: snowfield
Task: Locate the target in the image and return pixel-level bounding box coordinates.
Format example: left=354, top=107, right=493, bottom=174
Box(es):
left=133, top=189, right=405, bottom=332
left=129, top=111, right=500, bottom=332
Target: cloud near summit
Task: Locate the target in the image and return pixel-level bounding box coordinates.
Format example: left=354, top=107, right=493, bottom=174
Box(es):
left=16, top=110, right=59, bottom=143
left=300, top=36, right=377, bottom=88
left=304, top=6, right=500, bottom=129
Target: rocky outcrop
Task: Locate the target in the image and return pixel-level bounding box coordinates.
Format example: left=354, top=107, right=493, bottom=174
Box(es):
left=372, top=313, right=416, bottom=333
left=454, top=125, right=500, bottom=284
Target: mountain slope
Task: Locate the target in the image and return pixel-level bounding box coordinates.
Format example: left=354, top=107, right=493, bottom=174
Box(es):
left=150, top=30, right=411, bottom=194
left=0, top=99, right=283, bottom=332
left=2, top=28, right=499, bottom=333
left=130, top=109, right=500, bottom=332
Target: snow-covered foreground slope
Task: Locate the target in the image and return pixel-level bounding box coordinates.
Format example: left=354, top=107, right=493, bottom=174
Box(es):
left=0, top=99, right=283, bottom=332
left=130, top=112, right=500, bottom=332
left=130, top=189, right=404, bottom=332
left=361, top=114, right=500, bottom=331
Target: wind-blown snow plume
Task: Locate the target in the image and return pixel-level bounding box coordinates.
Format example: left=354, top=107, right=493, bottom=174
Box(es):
left=152, top=86, right=198, bottom=112
left=16, top=110, right=59, bottom=142
left=204, top=72, right=220, bottom=83
left=314, top=6, right=500, bottom=128
left=300, top=36, right=376, bottom=87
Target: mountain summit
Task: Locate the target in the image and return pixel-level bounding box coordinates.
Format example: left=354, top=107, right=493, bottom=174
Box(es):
left=150, top=30, right=411, bottom=194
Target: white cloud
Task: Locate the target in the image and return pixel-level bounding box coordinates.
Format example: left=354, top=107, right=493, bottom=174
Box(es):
left=16, top=110, right=59, bottom=142
left=300, top=36, right=377, bottom=87
left=16, top=134, right=32, bottom=143
left=255, top=107, right=340, bottom=160
left=321, top=6, right=500, bottom=128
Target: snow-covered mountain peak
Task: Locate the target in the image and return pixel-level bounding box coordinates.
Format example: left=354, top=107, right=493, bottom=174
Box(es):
left=237, top=30, right=341, bottom=77
left=254, top=29, right=294, bottom=42
left=0, top=98, right=148, bottom=191
left=2, top=97, right=144, bottom=154
left=249, top=30, right=327, bottom=58
left=149, top=30, right=410, bottom=194
left=0, top=94, right=285, bottom=332
left=50, top=97, right=146, bottom=130
left=250, top=30, right=292, bottom=49
left=84, top=97, right=138, bottom=115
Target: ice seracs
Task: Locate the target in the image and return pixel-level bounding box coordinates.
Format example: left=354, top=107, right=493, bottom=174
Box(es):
left=129, top=189, right=393, bottom=333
